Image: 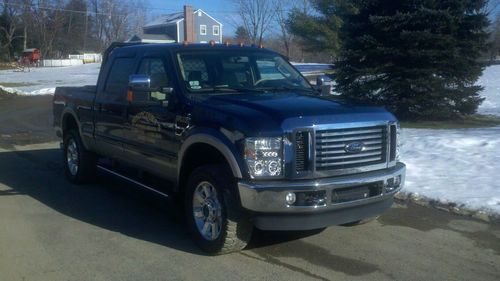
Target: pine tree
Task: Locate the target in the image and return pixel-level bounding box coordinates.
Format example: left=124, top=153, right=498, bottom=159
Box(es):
left=335, top=0, right=490, bottom=120
left=287, top=0, right=356, bottom=54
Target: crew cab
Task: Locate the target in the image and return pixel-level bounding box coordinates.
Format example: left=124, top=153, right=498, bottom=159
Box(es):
left=53, top=42, right=406, bottom=254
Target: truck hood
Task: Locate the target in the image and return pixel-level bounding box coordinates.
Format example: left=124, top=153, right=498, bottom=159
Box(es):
left=191, top=92, right=396, bottom=136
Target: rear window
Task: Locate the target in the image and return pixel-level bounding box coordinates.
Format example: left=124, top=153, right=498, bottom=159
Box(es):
left=105, top=57, right=136, bottom=93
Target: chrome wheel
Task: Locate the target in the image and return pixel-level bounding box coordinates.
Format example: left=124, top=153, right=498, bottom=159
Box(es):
left=66, top=138, right=79, bottom=176
left=192, top=181, right=222, bottom=241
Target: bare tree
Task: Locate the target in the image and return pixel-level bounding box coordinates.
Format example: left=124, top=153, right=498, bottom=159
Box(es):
left=0, top=0, right=22, bottom=60
left=274, top=0, right=293, bottom=57
left=234, top=0, right=275, bottom=45
left=129, top=0, right=148, bottom=37
left=29, top=0, right=66, bottom=58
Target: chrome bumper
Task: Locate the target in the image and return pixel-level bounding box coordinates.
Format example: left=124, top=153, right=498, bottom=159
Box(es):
left=238, top=162, right=405, bottom=213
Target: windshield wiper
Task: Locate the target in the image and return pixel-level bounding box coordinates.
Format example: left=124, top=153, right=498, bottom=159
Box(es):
left=257, top=86, right=315, bottom=93
left=212, top=86, right=265, bottom=93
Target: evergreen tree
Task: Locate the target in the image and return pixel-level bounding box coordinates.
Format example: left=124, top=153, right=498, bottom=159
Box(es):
left=335, top=0, right=490, bottom=120
left=287, top=0, right=356, bottom=54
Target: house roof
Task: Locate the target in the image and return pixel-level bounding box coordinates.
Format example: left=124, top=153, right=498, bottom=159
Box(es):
left=144, top=12, right=184, bottom=28
left=144, top=9, right=222, bottom=28
left=23, top=48, right=39, bottom=52
left=127, top=34, right=175, bottom=43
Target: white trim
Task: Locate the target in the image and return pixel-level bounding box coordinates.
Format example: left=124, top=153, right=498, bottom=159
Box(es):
left=200, top=24, right=207, bottom=35
left=175, top=22, right=181, bottom=43
left=142, top=39, right=176, bottom=43
left=220, top=25, right=223, bottom=42
left=193, top=9, right=223, bottom=26
left=212, top=25, right=220, bottom=36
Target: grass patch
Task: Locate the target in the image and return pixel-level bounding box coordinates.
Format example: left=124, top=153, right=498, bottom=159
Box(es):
left=401, top=114, right=500, bottom=129
left=0, top=82, right=38, bottom=87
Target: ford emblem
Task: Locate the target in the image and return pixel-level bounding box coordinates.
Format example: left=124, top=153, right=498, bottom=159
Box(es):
left=344, top=141, right=365, bottom=153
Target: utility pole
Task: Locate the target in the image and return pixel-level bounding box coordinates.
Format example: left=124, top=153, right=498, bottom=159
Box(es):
left=83, top=8, right=88, bottom=53
left=23, top=25, right=27, bottom=50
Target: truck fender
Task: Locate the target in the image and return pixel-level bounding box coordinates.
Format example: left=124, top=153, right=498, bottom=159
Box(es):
left=60, top=108, right=91, bottom=150
left=177, top=133, right=244, bottom=183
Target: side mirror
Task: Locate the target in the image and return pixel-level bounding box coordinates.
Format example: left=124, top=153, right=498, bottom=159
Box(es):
left=316, top=75, right=333, bottom=96
left=129, top=74, right=151, bottom=91
left=316, top=75, right=332, bottom=87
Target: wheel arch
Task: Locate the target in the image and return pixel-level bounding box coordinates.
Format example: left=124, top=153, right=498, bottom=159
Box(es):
left=177, top=133, right=244, bottom=192
left=61, top=110, right=79, bottom=136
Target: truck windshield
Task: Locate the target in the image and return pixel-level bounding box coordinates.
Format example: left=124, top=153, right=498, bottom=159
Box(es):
left=175, top=51, right=313, bottom=96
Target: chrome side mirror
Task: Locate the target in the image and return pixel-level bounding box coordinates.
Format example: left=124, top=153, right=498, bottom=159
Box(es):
left=316, top=75, right=333, bottom=96
left=316, top=75, right=332, bottom=87
left=129, top=74, right=151, bottom=91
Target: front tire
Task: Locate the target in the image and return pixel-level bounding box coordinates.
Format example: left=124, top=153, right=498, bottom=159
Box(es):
left=63, top=129, right=96, bottom=184
left=185, top=165, right=252, bottom=255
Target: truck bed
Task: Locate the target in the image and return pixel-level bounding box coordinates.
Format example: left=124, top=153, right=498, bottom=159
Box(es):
left=53, top=85, right=96, bottom=137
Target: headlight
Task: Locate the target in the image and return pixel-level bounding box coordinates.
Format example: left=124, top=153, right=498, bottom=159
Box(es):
left=244, top=137, right=283, bottom=178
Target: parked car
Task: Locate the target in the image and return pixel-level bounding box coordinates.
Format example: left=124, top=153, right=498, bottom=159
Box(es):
left=53, top=42, right=406, bottom=254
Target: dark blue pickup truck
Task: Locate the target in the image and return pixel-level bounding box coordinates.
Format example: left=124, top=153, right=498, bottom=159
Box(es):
left=53, top=42, right=405, bottom=254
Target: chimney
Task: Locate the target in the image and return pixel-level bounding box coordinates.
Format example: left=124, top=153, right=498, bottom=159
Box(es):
left=183, top=5, right=195, bottom=43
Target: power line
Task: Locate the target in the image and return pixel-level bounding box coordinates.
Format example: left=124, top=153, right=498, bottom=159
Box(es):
left=0, top=1, right=248, bottom=17
left=0, top=1, right=296, bottom=17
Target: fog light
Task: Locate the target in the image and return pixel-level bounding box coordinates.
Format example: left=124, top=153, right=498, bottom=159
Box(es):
left=394, top=175, right=401, bottom=186
left=285, top=192, right=296, bottom=205
left=385, top=176, right=402, bottom=192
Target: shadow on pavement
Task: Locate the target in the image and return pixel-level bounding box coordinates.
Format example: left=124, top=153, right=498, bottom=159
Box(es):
left=0, top=147, right=206, bottom=255
left=0, top=147, right=331, bottom=257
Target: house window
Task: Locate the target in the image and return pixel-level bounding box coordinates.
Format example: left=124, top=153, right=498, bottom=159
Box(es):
left=200, top=25, right=207, bottom=35
left=213, top=25, right=220, bottom=36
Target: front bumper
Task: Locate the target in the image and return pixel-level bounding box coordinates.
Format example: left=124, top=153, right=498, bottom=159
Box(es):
left=238, top=163, right=406, bottom=230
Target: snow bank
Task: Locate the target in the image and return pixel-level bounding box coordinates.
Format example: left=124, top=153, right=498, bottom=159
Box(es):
left=0, top=63, right=100, bottom=95
left=477, top=65, right=500, bottom=116
left=401, top=127, right=500, bottom=215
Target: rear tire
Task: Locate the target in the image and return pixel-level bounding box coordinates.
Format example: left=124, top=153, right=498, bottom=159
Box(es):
left=185, top=165, right=252, bottom=255
left=63, top=129, right=97, bottom=184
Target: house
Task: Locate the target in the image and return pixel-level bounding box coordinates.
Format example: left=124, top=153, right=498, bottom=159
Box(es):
left=143, top=5, right=222, bottom=43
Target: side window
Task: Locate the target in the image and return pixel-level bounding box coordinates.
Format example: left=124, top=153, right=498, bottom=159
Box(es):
left=200, top=25, right=207, bottom=35
left=213, top=25, right=219, bottom=36
left=137, top=58, right=170, bottom=102
left=105, top=57, right=136, bottom=99
left=178, top=55, right=209, bottom=90
left=138, top=58, right=169, bottom=89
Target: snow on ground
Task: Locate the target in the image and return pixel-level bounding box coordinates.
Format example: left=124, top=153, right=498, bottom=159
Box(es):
left=0, top=63, right=99, bottom=95
left=400, top=65, right=500, bottom=215
left=0, top=63, right=499, bottom=215
left=401, top=127, right=500, bottom=213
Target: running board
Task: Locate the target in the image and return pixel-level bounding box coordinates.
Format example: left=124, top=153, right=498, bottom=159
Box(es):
left=97, top=165, right=169, bottom=198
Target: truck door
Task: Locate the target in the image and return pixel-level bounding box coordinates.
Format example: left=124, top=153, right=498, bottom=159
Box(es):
left=94, top=55, right=136, bottom=158
left=121, top=56, right=179, bottom=181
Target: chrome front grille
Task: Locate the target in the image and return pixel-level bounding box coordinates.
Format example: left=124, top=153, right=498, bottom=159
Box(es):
left=315, top=126, right=387, bottom=171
